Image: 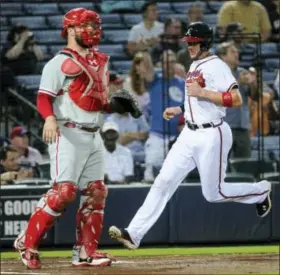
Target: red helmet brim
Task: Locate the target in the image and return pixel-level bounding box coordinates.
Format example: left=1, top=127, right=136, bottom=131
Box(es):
left=181, top=36, right=204, bottom=43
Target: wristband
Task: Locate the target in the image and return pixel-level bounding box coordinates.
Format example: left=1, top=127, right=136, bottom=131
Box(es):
left=222, top=92, right=233, bottom=107
left=180, top=104, right=185, bottom=112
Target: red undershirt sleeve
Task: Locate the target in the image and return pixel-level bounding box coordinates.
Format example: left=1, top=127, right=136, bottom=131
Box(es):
left=36, top=93, right=54, bottom=120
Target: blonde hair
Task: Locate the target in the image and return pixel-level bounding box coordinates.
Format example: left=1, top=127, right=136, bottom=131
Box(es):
left=130, top=52, right=145, bottom=95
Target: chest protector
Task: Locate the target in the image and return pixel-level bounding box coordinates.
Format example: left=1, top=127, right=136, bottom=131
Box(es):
left=60, top=48, right=109, bottom=112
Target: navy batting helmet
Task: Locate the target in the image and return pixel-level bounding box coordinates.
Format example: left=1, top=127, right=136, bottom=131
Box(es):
left=181, top=22, right=213, bottom=51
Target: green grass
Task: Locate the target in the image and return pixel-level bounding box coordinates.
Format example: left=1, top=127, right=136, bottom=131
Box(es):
left=1, top=245, right=279, bottom=259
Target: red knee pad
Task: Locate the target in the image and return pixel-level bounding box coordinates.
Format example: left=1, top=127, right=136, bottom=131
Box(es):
left=47, top=182, right=78, bottom=212
left=82, top=180, right=108, bottom=210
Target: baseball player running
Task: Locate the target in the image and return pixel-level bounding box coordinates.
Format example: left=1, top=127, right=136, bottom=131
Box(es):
left=13, top=8, right=141, bottom=269
left=109, top=22, right=272, bottom=250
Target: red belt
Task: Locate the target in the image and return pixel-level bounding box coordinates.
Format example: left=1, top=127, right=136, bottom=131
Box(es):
left=63, top=122, right=100, bottom=133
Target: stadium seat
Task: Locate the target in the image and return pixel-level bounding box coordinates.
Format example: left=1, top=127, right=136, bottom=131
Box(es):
left=205, top=1, right=224, bottom=13
left=0, top=31, right=8, bottom=44
left=262, top=71, right=277, bottom=82
left=264, top=58, right=279, bottom=70
left=10, top=16, right=48, bottom=30
left=261, top=43, right=279, bottom=56
left=98, top=44, right=128, bottom=60
left=0, top=16, right=9, bottom=31
left=47, top=15, right=63, bottom=29
left=100, top=14, right=125, bottom=29
left=36, top=61, right=47, bottom=74
left=103, top=29, right=130, bottom=43
left=157, top=3, right=172, bottom=14
left=123, top=14, right=142, bottom=28
left=224, top=172, right=256, bottom=183
left=160, top=13, right=186, bottom=23
left=33, top=30, right=64, bottom=44
left=229, top=158, right=276, bottom=178
left=59, top=2, right=94, bottom=13
left=24, top=3, right=60, bottom=15
left=203, top=14, right=217, bottom=26
left=16, top=75, right=41, bottom=90
left=172, top=2, right=206, bottom=14
left=112, top=60, right=132, bottom=74
left=49, top=45, right=64, bottom=56
left=1, top=3, right=24, bottom=16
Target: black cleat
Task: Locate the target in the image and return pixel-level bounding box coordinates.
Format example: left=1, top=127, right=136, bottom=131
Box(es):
left=256, top=193, right=272, bottom=218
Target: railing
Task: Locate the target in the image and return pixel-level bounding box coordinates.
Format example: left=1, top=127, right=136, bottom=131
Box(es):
left=0, top=87, right=46, bottom=152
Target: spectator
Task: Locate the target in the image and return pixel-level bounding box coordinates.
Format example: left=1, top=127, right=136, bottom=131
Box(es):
left=150, top=18, right=185, bottom=66
left=106, top=111, right=149, bottom=163
left=216, top=41, right=258, bottom=158
left=123, top=52, right=151, bottom=120
left=1, top=25, right=44, bottom=75
left=0, top=145, right=31, bottom=185
left=127, top=0, right=164, bottom=56
left=248, top=67, right=279, bottom=136
left=101, top=121, right=134, bottom=184
left=0, top=136, right=10, bottom=147
left=10, top=126, right=42, bottom=168
left=260, top=0, right=280, bottom=42
left=218, top=0, right=272, bottom=42
left=144, top=50, right=185, bottom=181
left=186, top=2, right=204, bottom=25
left=176, top=47, right=192, bottom=74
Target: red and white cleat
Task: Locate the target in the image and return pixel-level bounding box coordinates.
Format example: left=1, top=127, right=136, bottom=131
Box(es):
left=72, top=251, right=114, bottom=267
left=14, top=231, right=41, bottom=269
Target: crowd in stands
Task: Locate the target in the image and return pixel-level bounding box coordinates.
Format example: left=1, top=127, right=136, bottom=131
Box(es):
left=0, top=0, right=279, bottom=185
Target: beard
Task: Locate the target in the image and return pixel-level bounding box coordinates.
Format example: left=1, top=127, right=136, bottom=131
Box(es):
left=75, top=35, right=89, bottom=49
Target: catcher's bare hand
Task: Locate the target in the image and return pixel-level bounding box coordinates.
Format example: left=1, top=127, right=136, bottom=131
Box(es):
left=163, top=106, right=182, bottom=121
left=43, top=116, right=60, bottom=144
left=186, top=81, right=205, bottom=98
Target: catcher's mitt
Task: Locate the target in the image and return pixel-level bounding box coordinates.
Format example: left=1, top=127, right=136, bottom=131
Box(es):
left=109, top=88, right=142, bottom=118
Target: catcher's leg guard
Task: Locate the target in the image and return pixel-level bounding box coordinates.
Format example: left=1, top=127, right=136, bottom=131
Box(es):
left=24, top=182, right=77, bottom=249
left=78, top=180, right=108, bottom=257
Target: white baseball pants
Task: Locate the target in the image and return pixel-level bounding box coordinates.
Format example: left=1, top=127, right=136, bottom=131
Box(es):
left=126, top=121, right=271, bottom=247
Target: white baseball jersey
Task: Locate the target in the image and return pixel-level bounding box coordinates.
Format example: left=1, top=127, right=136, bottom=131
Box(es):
left=184, top=55, right=238, bottom=124
left=104, top=144, right=134, bottom=182
left=39, top=54, right=109, bottom=127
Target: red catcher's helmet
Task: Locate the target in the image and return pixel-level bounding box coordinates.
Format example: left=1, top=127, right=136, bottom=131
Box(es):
left=61, top=8, right=102, bottom=47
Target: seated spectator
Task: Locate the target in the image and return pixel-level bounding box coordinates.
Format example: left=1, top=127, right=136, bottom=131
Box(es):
left=10, top=126, right=42, bottom=168
left=106, top=110, right=149, bottom=163
left=144, top=50, right=185, bottom=181
left=217, top=0, right=272, bottom=42
left=101, top=122, right=134, bottom=185
left=260, top=0, right=280, bottom=42
left=123, top=52, right=151, bottom=120
left=0, top=145, right=32, bottom=185
left=186, top=2, right=204, bottom=25
left=1, top=25, right=44, bottom=75
left=127, top=0, right=164, bottom=56
left=150, top=18, right=185, bottom=66
left=248, top=67, right=279, bottom=136
left=216, top=42, right=258, bottom=158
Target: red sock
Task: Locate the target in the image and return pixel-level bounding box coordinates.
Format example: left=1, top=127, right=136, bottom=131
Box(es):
left=24, top=208, right=57, bottom=249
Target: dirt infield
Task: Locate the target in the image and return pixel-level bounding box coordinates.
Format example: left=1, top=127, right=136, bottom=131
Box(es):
left=1, top=253, right=279, bottom=275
